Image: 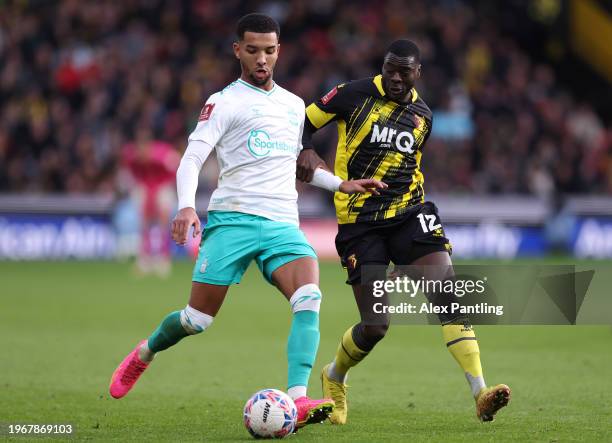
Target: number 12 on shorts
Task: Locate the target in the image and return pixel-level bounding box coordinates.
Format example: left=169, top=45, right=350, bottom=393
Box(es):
left=417, top=213, right=441, bottom=233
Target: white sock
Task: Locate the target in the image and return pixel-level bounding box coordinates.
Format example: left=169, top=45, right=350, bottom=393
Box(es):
left=466, top=373, right=486, bottom=398
left=287, top=386, right=307, bottom=400
left=138, top=342, right=155, bottom=363
left=327, top=361, right=348, bottom=383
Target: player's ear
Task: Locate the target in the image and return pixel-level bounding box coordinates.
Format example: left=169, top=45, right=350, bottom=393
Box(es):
left=416, top=64, right=422, bottom=79
left=232, top=41, right=241, bottom=59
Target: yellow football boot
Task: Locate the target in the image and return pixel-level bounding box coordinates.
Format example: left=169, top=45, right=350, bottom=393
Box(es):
left=476, top=384, right=511, bottom=421
left=321, top=364, right=349, bottom=425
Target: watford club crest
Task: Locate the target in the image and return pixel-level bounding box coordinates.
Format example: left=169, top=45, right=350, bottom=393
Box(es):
left=347, top=253, right=358, bottom=270
left=413, top=114, right=424, bottom=129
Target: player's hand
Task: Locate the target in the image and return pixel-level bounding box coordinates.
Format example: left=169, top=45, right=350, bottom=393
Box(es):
left=297, top=149, right=327, bottom=182
left=171, top=207, right=201, bottom=245
left=339, top=179, right=388, bottom=195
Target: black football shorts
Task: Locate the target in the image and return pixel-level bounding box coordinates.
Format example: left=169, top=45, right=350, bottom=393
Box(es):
left=335, top=201, right=452, bottom=284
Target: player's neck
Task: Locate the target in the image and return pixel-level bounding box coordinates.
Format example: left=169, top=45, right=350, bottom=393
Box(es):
left=240, top=74, right=275, bottom=92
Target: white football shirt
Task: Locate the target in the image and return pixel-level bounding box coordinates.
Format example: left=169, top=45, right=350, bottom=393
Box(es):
left=188, top=79, right=305, bottom=225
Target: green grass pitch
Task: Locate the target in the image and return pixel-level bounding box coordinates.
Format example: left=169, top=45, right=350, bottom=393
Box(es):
left=1, top=260, right=611, bottom=442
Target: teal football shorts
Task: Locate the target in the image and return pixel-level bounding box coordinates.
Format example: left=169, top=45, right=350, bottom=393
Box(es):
left=192, top=211, right=317, bottom=285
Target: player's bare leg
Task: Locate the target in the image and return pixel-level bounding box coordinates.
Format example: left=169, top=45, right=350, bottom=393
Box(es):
left=109, top=283, right=227, bottom=398
left=271, top=257, right=334, bottom=428
left=187, top=282, right=229, bottom=317
left=412, top=251, right=511, bottom=421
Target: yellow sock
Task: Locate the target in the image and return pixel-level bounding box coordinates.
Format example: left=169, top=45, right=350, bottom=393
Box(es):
left=333, top=326, right=369, bottom=376
left=442, top=322, right=485, bottom=396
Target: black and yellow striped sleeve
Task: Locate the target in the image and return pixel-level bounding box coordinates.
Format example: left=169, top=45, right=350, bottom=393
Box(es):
left=302, top=83, right=353, bottom=149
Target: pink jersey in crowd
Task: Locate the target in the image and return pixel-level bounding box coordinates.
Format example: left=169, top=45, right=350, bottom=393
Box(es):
left=122, top=141, right=180, bottom=217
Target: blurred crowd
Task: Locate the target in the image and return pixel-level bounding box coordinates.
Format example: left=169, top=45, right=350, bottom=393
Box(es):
left=0, top=0, right=610, bottom=199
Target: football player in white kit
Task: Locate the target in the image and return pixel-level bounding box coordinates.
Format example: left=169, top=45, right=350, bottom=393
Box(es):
left=109, top=13, right=386, bottom=429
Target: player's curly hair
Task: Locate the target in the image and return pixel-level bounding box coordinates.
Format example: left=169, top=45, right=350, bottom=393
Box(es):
left=236, top=13, right=280, bottom=40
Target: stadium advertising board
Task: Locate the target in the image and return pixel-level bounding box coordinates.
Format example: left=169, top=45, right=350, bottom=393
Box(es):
left=572, top=217, right=612, bottom=258
left=0, top=214, right=115, bottom=260
left=3, top=215, right=612, bottom=260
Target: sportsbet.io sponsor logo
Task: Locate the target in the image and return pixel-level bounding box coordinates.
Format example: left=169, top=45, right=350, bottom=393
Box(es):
left=247, top=129, right=298, bottom=158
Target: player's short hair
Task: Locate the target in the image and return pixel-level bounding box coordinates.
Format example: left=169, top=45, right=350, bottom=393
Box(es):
left=386, top=39, right=420, bottom=61
left=236, top=13, right=280, bottom=40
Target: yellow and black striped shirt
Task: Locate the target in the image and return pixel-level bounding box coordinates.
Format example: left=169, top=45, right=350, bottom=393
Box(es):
left=303, top=75, right=433, bottom=224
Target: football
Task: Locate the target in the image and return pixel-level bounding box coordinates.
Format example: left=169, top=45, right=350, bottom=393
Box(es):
left=243, top=389, right=297, bottom=439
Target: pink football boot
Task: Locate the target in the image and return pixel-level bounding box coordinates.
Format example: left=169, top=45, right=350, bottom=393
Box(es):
left=294, top=396, right=335, bottom=428
left=109, top=340, right=150, bottom=399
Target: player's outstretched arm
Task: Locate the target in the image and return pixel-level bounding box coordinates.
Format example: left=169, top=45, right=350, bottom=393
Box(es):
left=308, top=167, right=387, bottom=195
left=339, top=178, right=387, bottom=195
left=172, top=140, right=213, bottom=245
